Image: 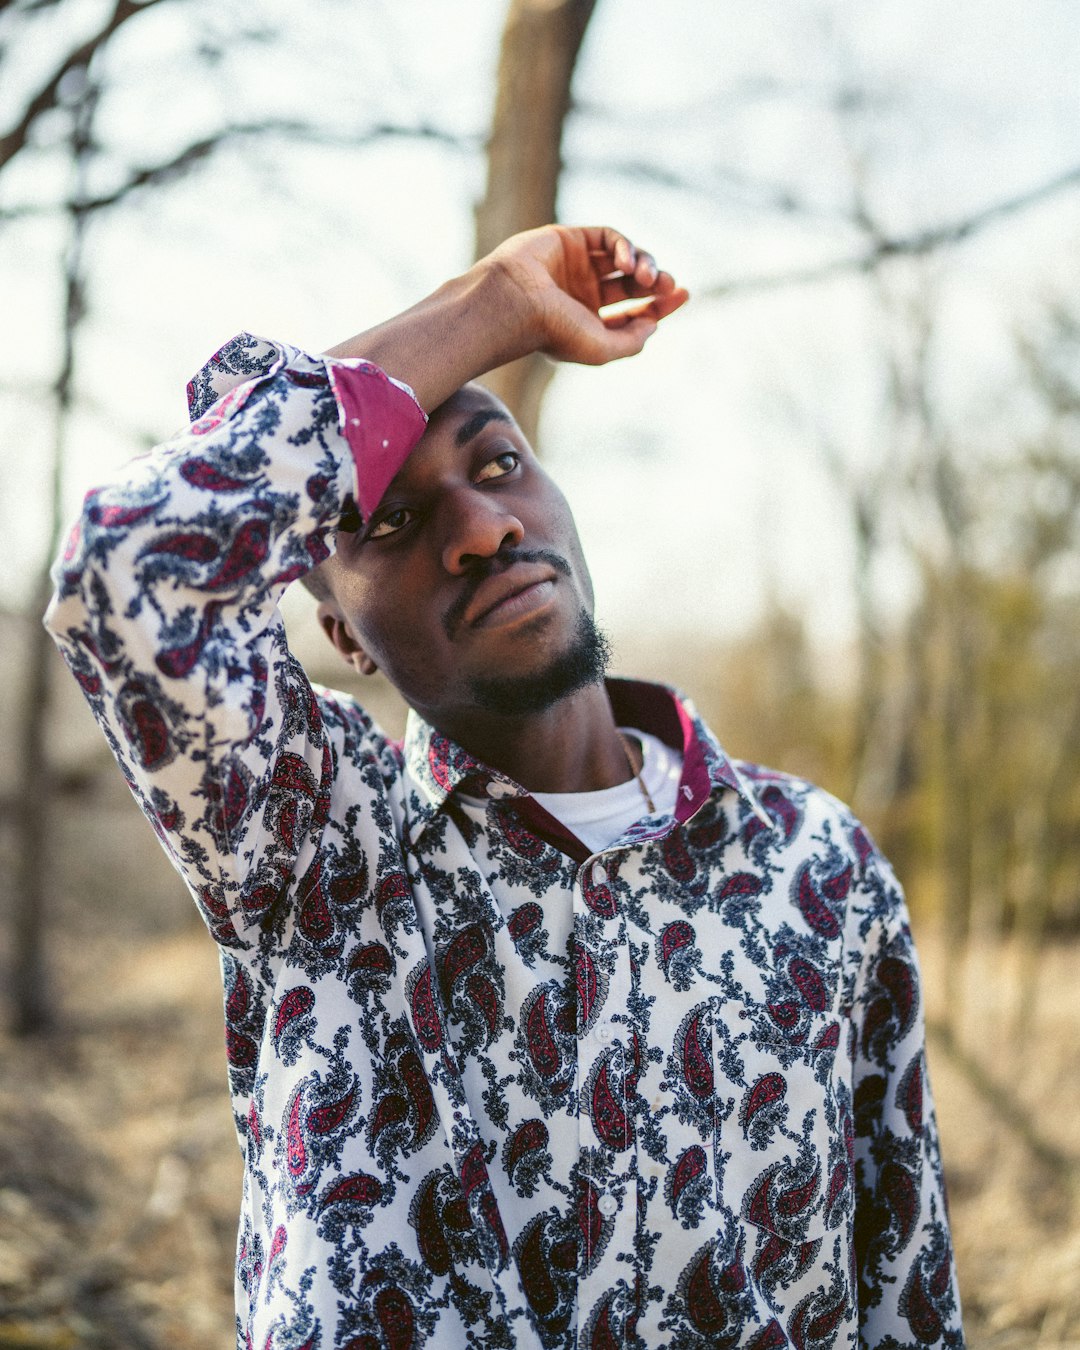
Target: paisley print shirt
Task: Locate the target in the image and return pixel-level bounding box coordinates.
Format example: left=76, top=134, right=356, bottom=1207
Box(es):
left=46, top=334, right=963, bottom=1349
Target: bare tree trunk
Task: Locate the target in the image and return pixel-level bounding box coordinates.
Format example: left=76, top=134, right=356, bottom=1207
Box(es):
left=9, top=81, right=94, bottom=1035
left=474, top=0, right=598, bottom=446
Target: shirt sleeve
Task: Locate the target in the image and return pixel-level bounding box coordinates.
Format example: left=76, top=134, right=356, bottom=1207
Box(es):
left=848, top=843, right=965, bottom=1348
left=44, top=333, right=426, bottom=954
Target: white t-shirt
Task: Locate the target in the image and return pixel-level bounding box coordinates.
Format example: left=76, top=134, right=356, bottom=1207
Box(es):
left=529, top=728, right=683, bottom=854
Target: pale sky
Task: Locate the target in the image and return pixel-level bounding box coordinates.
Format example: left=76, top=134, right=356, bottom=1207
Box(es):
left=3, top=0, right=1080, bottom=661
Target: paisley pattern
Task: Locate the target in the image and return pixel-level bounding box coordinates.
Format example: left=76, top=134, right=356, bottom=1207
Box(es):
left=46, top=333, right=964, bottom=1348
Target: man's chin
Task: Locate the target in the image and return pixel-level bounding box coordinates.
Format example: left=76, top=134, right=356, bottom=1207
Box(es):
left=464, top=609, right=610, bottom=718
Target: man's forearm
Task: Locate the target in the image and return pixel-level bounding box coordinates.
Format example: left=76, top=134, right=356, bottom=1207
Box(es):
left=324, top=261, right=524, bottom=413
left=323, top=225, right=689, bottom=413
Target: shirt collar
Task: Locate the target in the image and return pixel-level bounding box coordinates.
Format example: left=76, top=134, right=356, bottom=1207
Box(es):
left=402, top=677, right=771, bottom=856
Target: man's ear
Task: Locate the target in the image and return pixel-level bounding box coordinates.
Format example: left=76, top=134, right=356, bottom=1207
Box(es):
left=316, top=601, right=379, bottom=676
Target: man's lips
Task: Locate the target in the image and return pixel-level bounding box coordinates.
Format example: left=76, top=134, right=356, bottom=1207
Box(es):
left=462, top=563, right=559, bottom=629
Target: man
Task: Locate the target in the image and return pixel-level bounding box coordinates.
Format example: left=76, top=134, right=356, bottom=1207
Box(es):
left=46, top=225, right=962, bottom=1348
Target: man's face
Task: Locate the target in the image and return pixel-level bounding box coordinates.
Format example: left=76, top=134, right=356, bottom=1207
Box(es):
left=318, top=385, right=607, bottom=739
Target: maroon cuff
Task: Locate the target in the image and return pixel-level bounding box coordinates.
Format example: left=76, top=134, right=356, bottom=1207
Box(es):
left=327, top=362, right=428, bottom=519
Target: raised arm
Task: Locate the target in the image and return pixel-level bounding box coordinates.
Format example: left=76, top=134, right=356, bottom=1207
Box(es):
left=45, top=225, right=687, bottom=953
left=325, top=224, right=688, bottom=411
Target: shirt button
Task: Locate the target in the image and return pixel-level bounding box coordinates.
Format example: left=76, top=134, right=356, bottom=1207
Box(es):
left=596, top=1022, right=614, bottom=1044
left=597, top=1194, right=618, bottom=1217
left=486, top=781, right=515, bottom=800
left=590, top=861, right=606, bottom=887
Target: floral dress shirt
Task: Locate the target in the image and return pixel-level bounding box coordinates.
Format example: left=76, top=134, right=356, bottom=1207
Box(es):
left=45, top=334, right=964, bottom=1349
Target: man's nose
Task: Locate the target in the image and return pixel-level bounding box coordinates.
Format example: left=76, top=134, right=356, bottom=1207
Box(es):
left=439, top=489, right=525, bottom=574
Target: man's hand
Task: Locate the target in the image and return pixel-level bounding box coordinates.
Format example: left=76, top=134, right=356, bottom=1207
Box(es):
left=484, top=224, right=689, bottom=366
left=325, top=224, right=688, bottom=411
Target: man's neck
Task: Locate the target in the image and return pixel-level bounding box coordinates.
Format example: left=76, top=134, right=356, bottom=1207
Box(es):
left=430, top=682, right=634, bottom=796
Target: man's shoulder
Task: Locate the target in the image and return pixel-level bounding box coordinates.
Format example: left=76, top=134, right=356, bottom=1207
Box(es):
left=310, top=681, right=405, bottom=776
left=732, top=758, right=899, bottom=890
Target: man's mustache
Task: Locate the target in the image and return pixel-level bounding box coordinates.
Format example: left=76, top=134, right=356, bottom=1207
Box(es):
left=442, top=548, right=572, bottom=640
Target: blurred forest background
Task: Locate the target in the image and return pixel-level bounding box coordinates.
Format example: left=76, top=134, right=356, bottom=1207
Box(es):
left=2, top=0, right=1080, bottom=1345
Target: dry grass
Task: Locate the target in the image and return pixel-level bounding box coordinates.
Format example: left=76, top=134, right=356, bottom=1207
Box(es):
left=1, top=903, right=1077, bottom=1347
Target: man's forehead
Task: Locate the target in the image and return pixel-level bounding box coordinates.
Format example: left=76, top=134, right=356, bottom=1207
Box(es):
left=430, top=383, right=515, bottom=439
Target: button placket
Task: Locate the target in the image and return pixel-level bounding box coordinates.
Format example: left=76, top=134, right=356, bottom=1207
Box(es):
left=576, top=862, right=637, bottom=1325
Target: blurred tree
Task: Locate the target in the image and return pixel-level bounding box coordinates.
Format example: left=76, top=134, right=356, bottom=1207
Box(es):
left=474, top=0, right=598, bottom=445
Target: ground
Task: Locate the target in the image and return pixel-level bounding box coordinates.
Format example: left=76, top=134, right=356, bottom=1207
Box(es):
left=1, top=913, right=1077, bottom=1348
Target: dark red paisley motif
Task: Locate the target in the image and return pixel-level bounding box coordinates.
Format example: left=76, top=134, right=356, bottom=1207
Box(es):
left=286, top=1092, right=306, bottom=1178
left=373, top=1286, right=415, bottom=1350
left=413, top=1174, right=454, bottom=1276
left=375, top=870, right=411, bottom=923
left=589, top=1056, right=631, bottom=1152
left=398, top=1047, right=435, bottom=1147
left=582, top=868, right=616, bottom=919
left=306, top=1085, right=355, bottom=1135
left=349, top=942, right=393, bottom=977
left=226, top=965, right=251, bottom=1022
left=271, top=752, right=317, bottom=796
left=826, top=1162, right=848, bottom=1213
left=508, top=901, right=543, bottom=942
left=440, top=922, right=488, bottom=990
left=518, top=1216, right=559, bottom=1318
left=795, top=864, right=842, bottom=939
left=878, top=955, right=917, bottom=1036
left=273, top=986, right=314, bottom=1042
left=499, top=810, right=546, bottom=860
left=525, top=988, right=561, bottom=1078
left=88, top=498, right=158, bottom=529
left=685, top=1244, right=729, bottom=1335
left=155, top=603, right=220, bottom=678
left=144, top=528, right=217, bottom=563
left=743, top=1072, right=786, bottom=1125
left=687, top=815, right=725, bottom=849
left=586, top=1296, right=619, bottom=1350
left=658, top=920, right=695, bottom=971
left=790, top=1288, right=848, bottom=1350
left=575, top=946, right=601, bottom=1026
left=789, top=956, right=828, bottom=1012
left=680, top=1009, right=714, bottom=1101
left=368, top=1093, right=408, bottom=1144
left=903, top=1267, right=944, bottom=1344
left=897, top=1054, right=924, bottom=1133
left=407, top=963, right=443, bottom=1052
left=669, top=1145, right=707, bottom=1211
left=760, top=785, right=800, bottom=839
left=126, top=695, right=172, bottom=770
left=179, top=458, right=253, bottom=492
left=881, top=1158, right=919, bottom=1249
left=747, top=1320, right=787, bottom=1350
left=718, top=871, right=763, bottom=901
left=225, top=1027, right=257, bottom=1068
left=204, top=517, right=271, bottom=592
left=505, top=1119, right=548, bottom=1179
left=319, top=1172, right=382, bottom=1210
left=661, top=829, right=696, bottom=882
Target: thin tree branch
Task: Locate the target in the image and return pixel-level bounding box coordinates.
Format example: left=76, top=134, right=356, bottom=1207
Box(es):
left=701, top=162, right=1080, bottom=300
left=0, top=119, right=471, bottom=222
left=0, top=0, right=167, bottom=173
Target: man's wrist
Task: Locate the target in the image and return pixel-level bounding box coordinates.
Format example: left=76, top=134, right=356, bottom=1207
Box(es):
left=324, top=256, right=537, bottom=413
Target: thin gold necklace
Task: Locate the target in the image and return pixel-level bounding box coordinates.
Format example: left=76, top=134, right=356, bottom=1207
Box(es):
left=619, top=732, right=657, bottom=814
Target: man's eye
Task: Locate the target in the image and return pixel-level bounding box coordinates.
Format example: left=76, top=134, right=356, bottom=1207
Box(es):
left=475, top=451, right=519, bottom=482
left=367, top=507, right=415, bottom=539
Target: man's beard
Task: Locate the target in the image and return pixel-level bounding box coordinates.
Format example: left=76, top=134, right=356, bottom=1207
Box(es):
left=465, top=607, right=611, bottom=717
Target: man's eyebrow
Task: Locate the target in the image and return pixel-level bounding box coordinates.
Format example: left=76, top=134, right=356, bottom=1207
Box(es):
left=455, top=408, right=512, bottom=447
